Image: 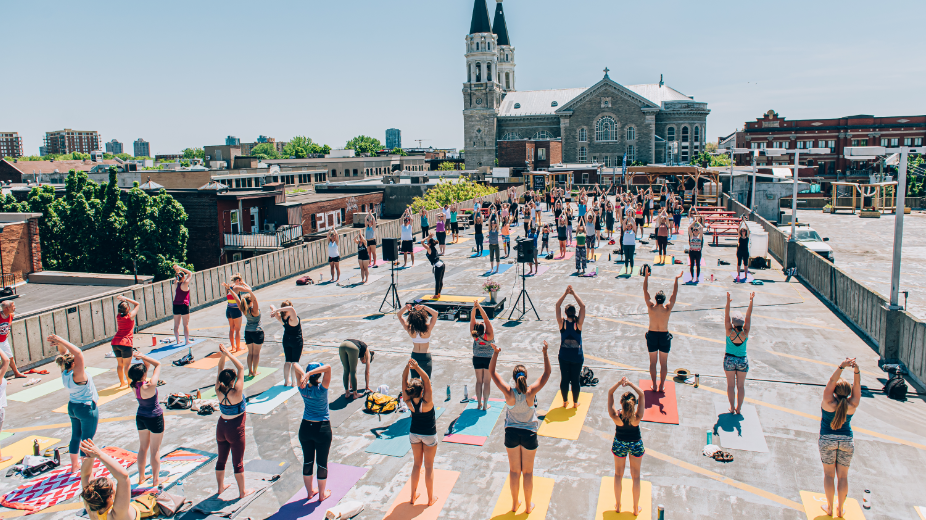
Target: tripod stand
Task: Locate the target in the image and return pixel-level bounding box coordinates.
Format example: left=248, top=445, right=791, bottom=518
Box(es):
left=379, top=260, right=401, bottom=313
left=508, top=260, right=540, bottom=321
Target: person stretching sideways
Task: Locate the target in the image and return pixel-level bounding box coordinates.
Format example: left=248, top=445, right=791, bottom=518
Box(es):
left=607, top=377, right=646, bottom=516
left=643, top=269, right=682, bottom=392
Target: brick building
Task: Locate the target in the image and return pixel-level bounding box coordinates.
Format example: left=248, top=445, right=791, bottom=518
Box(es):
left=0, top=158, right=123, bottom=183
left=43, top=129, right=100, bottom=155
left=733, top=110, right=926, bottom=176
left=497, top=139, right=562, bottom=174
left=0, top=213, right=43, bottom=285
left=0, top=132, right=24, bottom=158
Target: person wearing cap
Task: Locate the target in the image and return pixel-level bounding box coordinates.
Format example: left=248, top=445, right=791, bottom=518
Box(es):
left=724, top=292, right=755, bottom=415
left=294, top=361, right=333, bottom=503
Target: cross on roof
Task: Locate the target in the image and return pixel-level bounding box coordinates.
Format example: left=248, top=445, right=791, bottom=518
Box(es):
left=604, top=67, right=610, bottom=77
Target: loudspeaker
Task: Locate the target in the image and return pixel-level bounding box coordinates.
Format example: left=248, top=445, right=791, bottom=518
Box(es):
left=382, top=238, right=399, bottom=262
left=515, top=238, right=535, bottom=263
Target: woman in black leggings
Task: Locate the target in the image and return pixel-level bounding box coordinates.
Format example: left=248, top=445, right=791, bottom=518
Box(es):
left=294, top=362, right=333, bottom=502
left=421, top=236, right=445, bottom=299
left=621, top=217, right=637, bottom=275
left=554, top=285, right=586, bottom=409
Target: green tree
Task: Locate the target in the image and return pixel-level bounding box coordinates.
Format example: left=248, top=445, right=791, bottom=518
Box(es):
left=409, top=177, right=496, bottom=212
left=391, top=147, right=407, bottom=156
left=181, top=147, right=205, bottom=160
left=115, top=152, right=133, bottom=161
left=95, top=167, right=127, bottom=273
left=249, top=143, right=280, bottom=160
left=345, top=135, right=382, bottom=156
left=437, top=161, right=457, bottom=171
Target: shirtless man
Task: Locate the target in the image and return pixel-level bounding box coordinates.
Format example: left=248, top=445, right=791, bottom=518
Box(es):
left=643, top=269, right=683, bottom=392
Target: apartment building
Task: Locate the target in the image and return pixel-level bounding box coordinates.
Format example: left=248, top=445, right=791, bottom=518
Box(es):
left=134, top=138, right=150, bottom=157
left=105, top=139, right=123, bottom=155
left=0, top=132, right=23, bottom=158
left=43, top=129, right=100, bottom=155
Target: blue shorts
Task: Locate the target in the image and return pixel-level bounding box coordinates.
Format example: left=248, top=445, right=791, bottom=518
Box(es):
left=612, top=438, right=645, bottom=458
left=503, top=236, right=510, bottom=244
left=723, top=354, right=749, bottom=372
left=226, top=306, right=242, bottom=320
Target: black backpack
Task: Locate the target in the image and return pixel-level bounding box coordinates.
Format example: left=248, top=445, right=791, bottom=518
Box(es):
left=884, top=374, right=908, bottom=401
left=580, top=367, right=598, bottom=387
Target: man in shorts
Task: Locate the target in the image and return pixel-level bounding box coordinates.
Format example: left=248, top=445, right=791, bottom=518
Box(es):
left=643, top=269, right=682, bottom=392
left=0, top=302, right=24, bottom=378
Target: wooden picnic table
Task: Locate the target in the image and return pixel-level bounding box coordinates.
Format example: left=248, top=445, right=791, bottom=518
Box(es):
left=699, top=210, right=736, bottom=217
left=707, top=223, right=740, bottom=245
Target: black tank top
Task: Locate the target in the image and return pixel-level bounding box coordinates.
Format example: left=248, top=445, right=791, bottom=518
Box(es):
left=410, top=398, right=436, bottom=435
left=282, top=316, right=302, bottom=346
left=738, top=235, right=749, bottom=253
left=475, top=222, right=483, bottom=234
left=615, top=414, right=642, bottom=442
left=346, top=339, right=367, bottom=359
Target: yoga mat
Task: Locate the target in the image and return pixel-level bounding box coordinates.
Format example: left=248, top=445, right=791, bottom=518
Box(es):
left=190, top=468, right=280, bottom=518
left=0, top=437, right=59, bottom=471
left=686, top=256, right=706, bottom=267
left=244, top=458, right=291, bottom=475
left=137, top=337, right=207, bottom=362
left=652, top=255, right=672, bottom=265
left=338, top=274, right=385, bottom=287
left=594, top=477, right=653, bottom=520
left=732, top=272, right=755, bottom=283
left=681, top=272, right=704, bottom=284
left=247, top=382, right=300, bottom=415
left=616, top=265, right=633, bottom=278
left=423, top=295, right=485, bottom=303
left=329, top=394, right=368, bottom=428
left=365, top=408, right=446, bottom=458
left=915, top=506, right=926, bottom=520
left=0, top=446, right=135, bottom=513
left=471, top=250, right=490, bottom=257
left=8, top=367, right=108, bottom=402
left=444, top=400, right=504, bottom=445
left=523, top=265, right=550, bottom=278
left=186, top=346, right=249, bottom=370
left=576, top=267, right=598, bottom=278
left=639, top=380, right=679, bottom=425
left=53, top=383, right=133, bottom=413
left=200, top=367, right=278, bottom=400
left=381, top=468, right=459, bottom=520
left=537, top=391, right=593, bottom=440
left=799, top=490, right=866, bottom=520
left=129, top=447, right=217, bottom=495
left=552, top=251, right=575, bottom=261
left=0, top=432, right=13, bottom=442
left=713, top=403, right=769, bottom=453
left=483, top=264, right=514, bottom=276
left=266, top=463, right=368, bottom=520
left=488, top=475, right=554, bottom=520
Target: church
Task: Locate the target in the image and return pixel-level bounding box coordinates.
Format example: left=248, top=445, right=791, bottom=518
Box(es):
left=463, top=0, right=711, bottom=170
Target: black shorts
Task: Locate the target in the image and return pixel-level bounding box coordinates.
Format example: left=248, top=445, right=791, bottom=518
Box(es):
left=244, top=330, right=265, bottom=345
left=136, top=414, right=165, bottom=434
left=504, top=427, right=539, bottom=450
left=737, top=249, right=749, bottom=262
left=173, top=304, right=190, bottom=316
left=329, top=256, right=340, bottom=263
left=226, top=307, right=242, bottom=320
left=401, top=240, right=413, bottom=253
left=645, top=331, right=673, bottom=353
left=436, top=232, right=446, bottom=245
left=635, top=218, right=644, bottom=226
left=283, top=341, right=302, bottom=363
left=451, top=222, right=459, bottom=232
left=366, top=239, right=376, bottom=247
left=111, top=344, right=133, bottom=358
left=472, top=356, right=491, bottom=370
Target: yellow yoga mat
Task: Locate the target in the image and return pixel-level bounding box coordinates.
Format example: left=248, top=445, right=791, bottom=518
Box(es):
left=594, top=477, right=652, bottom=520
left=537, top=391, right=593, bottom=440
left=489, top=475, right=555, bottom=520
left=423, top=295, right=485, bottom=303
left=652, top=255, right=672, bottom=265
left=799, top=491, right=866, bottom=520
left=53, top=383, right=133, bottom=414
left=0, top=437, right=59, bottom=470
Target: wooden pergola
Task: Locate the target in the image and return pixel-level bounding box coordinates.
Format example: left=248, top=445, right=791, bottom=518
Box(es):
left=625, top=166, right=722, bottom=207
left=830, top=181, right=898, bottom=214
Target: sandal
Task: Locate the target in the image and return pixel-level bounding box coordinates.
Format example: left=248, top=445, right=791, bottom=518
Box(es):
left=712, top=451, right=734, bottom=463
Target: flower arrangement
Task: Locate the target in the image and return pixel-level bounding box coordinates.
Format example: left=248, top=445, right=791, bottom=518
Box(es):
left=482, top=279, right=501, bottom=293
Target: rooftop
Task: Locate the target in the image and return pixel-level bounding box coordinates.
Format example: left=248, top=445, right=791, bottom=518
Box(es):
left=498, top=83, right=696, bottom=117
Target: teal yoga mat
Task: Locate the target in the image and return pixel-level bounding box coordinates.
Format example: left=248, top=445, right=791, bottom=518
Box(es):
left=365, top=407, right=446, bottom=457
left=446, top=399, right=504, bottom=437
left=482, top=264, right=513, bottom=276
left=132, top=338, right=207, bottom=363
left=9, top=367, right=108, bottom=403
left=246, top=382, right=299, bottom=415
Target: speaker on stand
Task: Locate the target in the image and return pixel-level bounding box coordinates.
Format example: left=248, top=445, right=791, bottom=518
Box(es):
left=378, top=237, right=401, bottom=313
left=381, top=238, right=399, bottom=263
left=508, top=238, right=540, bottom=321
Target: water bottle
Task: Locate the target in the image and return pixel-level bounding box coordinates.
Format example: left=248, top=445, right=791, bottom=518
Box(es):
left=32, top=439, right=39, bottom=456
left=657, top=504, right=665, bottom=520
left=446, top=385, right=451, bottom=401
left=706, top=430, right=712, bottom=445
left=175, top=480, right=185, bottom=497
left=863, top=490, right=871, bottom=509
left=694, top=374, right=700, bottom=388
left=463, top=385, right=469, bottom=401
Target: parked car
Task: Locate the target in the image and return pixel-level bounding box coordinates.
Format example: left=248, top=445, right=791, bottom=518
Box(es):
left=778, top=224, right=834, bottom=262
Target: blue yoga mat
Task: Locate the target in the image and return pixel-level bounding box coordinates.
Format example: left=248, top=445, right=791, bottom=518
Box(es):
left=447, top=400, right=504, bottom=437
left=135, top=338, right=207, bottom=362
left=365, top=407, right=446, bottom=457
left=247, top=382, right=299, bottom=415
left=482, top=264, right=513, bottom=276
left=471, top=250, right=490, bottom=257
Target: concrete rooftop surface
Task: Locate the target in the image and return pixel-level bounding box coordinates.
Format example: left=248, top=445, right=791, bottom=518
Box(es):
left=1, top=206, right=924, bottom=520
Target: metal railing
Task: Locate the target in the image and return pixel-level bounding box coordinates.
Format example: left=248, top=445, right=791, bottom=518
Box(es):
left=224, top=225, right=303, bottom=249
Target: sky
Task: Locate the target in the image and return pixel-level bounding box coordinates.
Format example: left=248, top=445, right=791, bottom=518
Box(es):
left=4, top=0, right=925, bottom=156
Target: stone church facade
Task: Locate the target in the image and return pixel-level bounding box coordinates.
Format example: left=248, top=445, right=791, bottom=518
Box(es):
left=463, top=0, right=710, bottom=170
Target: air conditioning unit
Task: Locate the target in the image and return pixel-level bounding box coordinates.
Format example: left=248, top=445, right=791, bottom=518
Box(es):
left=264, top=223, right=276, bottom=232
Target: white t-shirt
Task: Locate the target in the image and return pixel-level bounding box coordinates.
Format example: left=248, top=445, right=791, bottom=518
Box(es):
left=0, top=378, right=7, bottom=409
left=401, top=225, right=413, bottom=241
left=327, top=240, right=339, bottom=258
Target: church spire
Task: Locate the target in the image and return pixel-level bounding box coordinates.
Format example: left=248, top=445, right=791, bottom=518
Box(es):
left=469, top=0, right=492, bottom=35
left=493, top=0, right=510, bottom=46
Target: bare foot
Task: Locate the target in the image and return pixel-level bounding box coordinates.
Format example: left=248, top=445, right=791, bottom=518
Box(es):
left=835, top=505, right=844, bottom=518
left=562, top=402, right=568, bottom=409
left=317, top=489, right=331, bottom=502
left=820, top=505, right=833, bottom=517
left=0, top=456, right=13, bottom=463
left=238, top=488, right=254, bottom=499
left=614, top=503, right=621, bottom=513
left=734, top=408, right=742, bottom=415
left=427, top=494, right=439, bottom=506
left=510, top=500, right=521, bottom=513
left=217, top=483, right=231, bottom=495
left=306, top=489, right=318, bottom=501
left=410, top=492, right=420, bottom=505
left=572, top=401, right=581, bottom=408
left=728, top=406, right=736, bottom=415
left=524, top=502, right=536, bottom=514
left=657, top=383, right=665, bottom=393
left=13, top=373, right=26, bottom=379
left=151, top=478, right=163, bottom=488
left=634, top=506, right=643, bottom=516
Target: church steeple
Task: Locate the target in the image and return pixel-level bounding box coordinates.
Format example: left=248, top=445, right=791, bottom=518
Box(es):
left=469, top=0, right=492, bottom=35
left=492, top=1, right=510, bottom=46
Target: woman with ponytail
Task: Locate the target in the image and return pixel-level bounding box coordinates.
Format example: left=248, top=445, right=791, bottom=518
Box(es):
left=607, top=377, right=646, bottom=515
left=489, top=340, right=551, bottom=515
left=214, top=344, right=252, bottom=499
left=50, top=334, right=99, bottom=474
left=469, top=300, right=496, bottom=410
left=818, top=358, right=861, bottom=518
left=294, top=361, right=333, bottom=503
left=555, top=285, right=586, bottom=409
left=127, top=353, right=164, bottom=486
left=79, top=439, right=138, bottom=520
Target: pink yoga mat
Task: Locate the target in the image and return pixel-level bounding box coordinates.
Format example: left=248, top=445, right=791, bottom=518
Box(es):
left=731, top=272, right=755, bottom=283
left=267, top=463, right=368, bottom=520
left=553, top=251, right=575, bottom=261
left=686, top=256, right=706, bottom=267
left=524, top=265, right=550, bottom=278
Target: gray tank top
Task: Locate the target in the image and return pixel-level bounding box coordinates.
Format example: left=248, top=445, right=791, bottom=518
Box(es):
left=504, top=389, right=539, bottom=432
left=244, top=310, right=261, bottom=331
left=365, top=226, right=375, bottom=239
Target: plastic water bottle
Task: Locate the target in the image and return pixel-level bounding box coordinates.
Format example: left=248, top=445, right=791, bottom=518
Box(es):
left=706, top=430, right=712, bottom=445
left=446, top=385, right=451, bottom=401
left=175, top=479, right=185, bottom=497
left=863, top=490, right=871, bottom=509
left=463, top=385, right=469, bottom=401
left=657, top=505, right=665, bottom=520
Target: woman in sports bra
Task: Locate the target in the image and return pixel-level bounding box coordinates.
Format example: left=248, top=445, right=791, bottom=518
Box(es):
left=79, top=439, right=138, bottom=520
left=634, top=203, right=645, bottom=239
left=228, top=282, right=263, bottom=378
left=127, top=353, right=164, bottom=486
left=488, top=340, right=551, bottom=516
left=397, top=303, right=439, bottom=379
left=354, top=232, right=370, bottom=284
left=214, top=344, right=252, bottom=499
left=688, top=222, right=704, bottom=283
left=607, top=377, right=646, bottom=516
left=270, top=300, right=303, bottom=386
left=723, top=291, right=754, bottom=414
left=172, top=264, right=193, bottom=345
left=655, top=211, right=670, bottom=261
left=365, top=212, right=378, bottom=267
left=470, top=300, right=496, bottom=410
left=223, top=273, right=244, bottom=353
left=421, top=236, right=445, bottom=299
left=555, top=285, right=586, bottom=409
left=401, top=358, right=439, bottom=506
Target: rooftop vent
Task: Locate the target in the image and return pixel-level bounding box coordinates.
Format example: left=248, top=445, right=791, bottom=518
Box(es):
left=514, top=103, right=521, bottom=109
left=551, top=101, right=558, bottom=107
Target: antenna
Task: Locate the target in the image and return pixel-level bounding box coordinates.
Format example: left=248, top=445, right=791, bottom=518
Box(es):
left=413, top=139, right=432, bottom=148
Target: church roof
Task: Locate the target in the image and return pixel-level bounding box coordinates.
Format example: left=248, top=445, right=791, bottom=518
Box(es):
left=498, top=81, right=697, bottom=117
left=469, top=0, right=492, bottom=35
left=493, top=1, right=511, bottom=46
left=624, top=83, right=693, bottom=105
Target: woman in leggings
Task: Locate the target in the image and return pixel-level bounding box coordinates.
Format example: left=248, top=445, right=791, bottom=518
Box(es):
left=470, top=301, right=495, bottom=411
left=488, top=221, right=501, bottom=274
left=736, top=223, right=750, bottom=282
left=607, top=377, right=646, bottom=516
left=688, top=222, right=704, bottom=283
left=621, top=217, right=637, bottom=275
left=819, top=358, right=861, bottom=518
left=474, top=212, right=484, bottom=256
left=655, top=211, right=670, bottom=261
left=556, top=215, right=568, bottom=258
left=555, top=286, right=585, bottom=408
left=397, top=304, right=439, bottom=379
left=112, top=295, right=139, bottom=388
left=295, top=362, right=333, bottom=502
left=172, top=264, right=192, bottom=345
left=51, top=334, right=99, bottom=474
left=229, top=282, right=263, bottom=378
left=402, top=359, right=439, bottom=506
left=224, top=273, right=244, bottom=353
left=421, top=235, right=445, bottom=299
left=215, top=344, right=252, bottom=498
left=489, top=340, right=550, bottom=515
left=338, top=339, right=374, bottom=399
left=724, top=292, right=754, bottom=414
left=127, top=353, right=164, bottom=486
left=270, top=301, right=302, bottom=387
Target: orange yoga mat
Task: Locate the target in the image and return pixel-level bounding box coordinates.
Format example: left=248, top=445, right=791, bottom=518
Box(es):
left=381, top=468, right=459, bottom=520
left=186, top=346, right=248, bottom=370
left=639, top=380, right=679, bottom=425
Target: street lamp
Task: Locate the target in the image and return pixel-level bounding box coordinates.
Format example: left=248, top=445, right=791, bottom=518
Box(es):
left=760, top=147, right=829, bottom=247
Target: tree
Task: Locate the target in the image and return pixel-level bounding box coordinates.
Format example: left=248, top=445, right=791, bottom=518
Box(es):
left=115, top=152, right=133, bottom=161
left=181, top=148, right=205, bottom=160
left=409, top=177, right=496, bottom=212
left=391, top=147, right=407, bottom=156
left=345, top=135, right=382, bottom=156
left=705, top=142, right=719, bottom=154
left=437, top=161, right=457, bottom=171
left=249, top=143, right=279, bottom=160
left=282, top=136, right=331, bottom=158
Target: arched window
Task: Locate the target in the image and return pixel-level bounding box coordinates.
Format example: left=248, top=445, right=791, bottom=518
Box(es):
left=579, top=128, right=587, bottom=142
left=501, top=132, right=522, bottom=141
left=667, top=127, right=676, bottom=141
left=578, top=147, right=587, bottom=163
left=505, top=72, right=510, bottom=90
left=596, top=116, right=616, bottom=141
left=487, top=63, right=492, bottom=82
left=626, top=126, right=635, bottom=141
left=533, top=131, right=553, bottom=139
left=681, top=126, right=689, bottom=142
left=693, top=126, right=700, bottom=143
left=627, top=145, right=635, bottom=161
left=475, top=62, right=482, bottom=82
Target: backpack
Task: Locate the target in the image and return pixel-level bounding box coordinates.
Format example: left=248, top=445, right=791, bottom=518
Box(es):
left=580, top=367, right=598, bottom=387
left=364, top=392, right=398, bottom=419
left=132, top=493, right=159, bottom=519
left=166, top=393, right=194, bottom=410
left=884, top=374, right=908, bottom=401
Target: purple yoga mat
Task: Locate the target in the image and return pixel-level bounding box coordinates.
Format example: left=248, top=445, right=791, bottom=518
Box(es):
left=266, top=463, right=368, bottom=520
left=524, top=265, right=550, bottom=278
